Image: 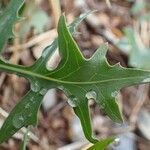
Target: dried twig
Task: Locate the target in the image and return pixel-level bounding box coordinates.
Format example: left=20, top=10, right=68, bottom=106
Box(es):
left=9, top=29, right=56, bottom=52
left=105, top=0, right=111, bottom=8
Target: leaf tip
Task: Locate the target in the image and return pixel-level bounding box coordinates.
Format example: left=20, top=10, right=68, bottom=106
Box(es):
left=58, top=13, right=67, bottom=34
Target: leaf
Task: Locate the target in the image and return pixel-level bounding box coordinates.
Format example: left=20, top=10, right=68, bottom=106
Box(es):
left=0, top=0, right=24, bottom=53
left=87, top=137, right=115, bottom=150
left=0, top=12, right=93, bottom=143
left=0, top=91, right=43, bottom=143
left=117, top=27, right=150, bottom=70
left=36, top=10, right=93, bottom=67
left=1, top=15, right=150, bottom=144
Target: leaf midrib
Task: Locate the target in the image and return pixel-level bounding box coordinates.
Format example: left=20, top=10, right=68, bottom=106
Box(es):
left=0, top=63, right=148, bottom=85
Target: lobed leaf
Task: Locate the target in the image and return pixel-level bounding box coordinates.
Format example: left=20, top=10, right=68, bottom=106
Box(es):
left=0, top=10, right=93, bottom=143
left=1, top=15, right=150, bottom=144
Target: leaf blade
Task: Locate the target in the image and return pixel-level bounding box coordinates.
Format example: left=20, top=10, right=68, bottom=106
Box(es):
left=87, top=137, right=115, bottom=150
left=74, top=99, right=98, bottom=143
left=0, top=91, right=43, bottom=144
left=1, top=14, right=150, bottom=144
left=35, top=11, right=93, bottom=68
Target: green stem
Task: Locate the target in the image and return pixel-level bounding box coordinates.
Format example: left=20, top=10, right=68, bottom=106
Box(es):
left=20, top=127, right=30, bottom=150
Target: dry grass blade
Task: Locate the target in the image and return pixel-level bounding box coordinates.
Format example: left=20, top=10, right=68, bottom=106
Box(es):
left=130, top=84, right=149, bottom=125
left=134, top=19, right=150, bottom=48
left=48, top=0, right=61, bottom=27
left=9, top=29, right=56, bottom=52
left=105, top=0, right=111, bottom=8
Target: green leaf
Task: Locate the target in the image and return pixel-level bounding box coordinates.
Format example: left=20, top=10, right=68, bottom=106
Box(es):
left=1, top=14, right=150, bottom=144
left=36, top=10, right=93, bottom=67
left=0, top=12, right=93, bottom=143
left=74, top=100, right=98, bottom=143
left=87, top=137, right=115, bottom=150
left=0, top=0, right=24, bottom=53
left=0, top=91, right=43, bottom=143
